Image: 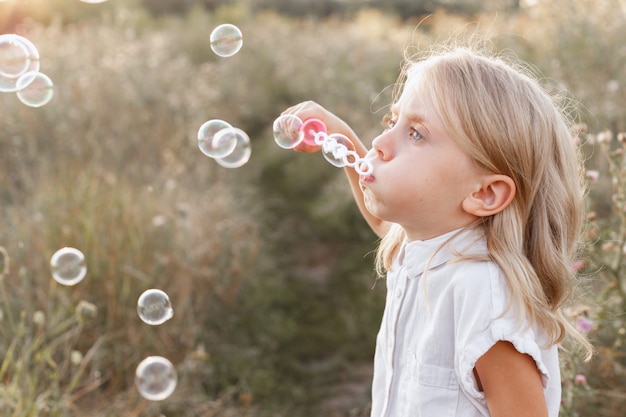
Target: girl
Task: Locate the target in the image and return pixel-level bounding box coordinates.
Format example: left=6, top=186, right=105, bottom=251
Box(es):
left=282, top=45, right=592, bottom=417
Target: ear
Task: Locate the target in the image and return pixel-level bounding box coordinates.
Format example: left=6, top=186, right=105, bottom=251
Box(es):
left=462, top=174, right=516, bottom=217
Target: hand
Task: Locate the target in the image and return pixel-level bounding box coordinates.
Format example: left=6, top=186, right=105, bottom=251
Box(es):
left=280, top=101, right=354, bottom=154
left=281, top=101, right=389, bottom=238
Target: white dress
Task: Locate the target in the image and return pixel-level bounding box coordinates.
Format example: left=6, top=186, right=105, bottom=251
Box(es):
left=370, top=228, right=561, bottom=417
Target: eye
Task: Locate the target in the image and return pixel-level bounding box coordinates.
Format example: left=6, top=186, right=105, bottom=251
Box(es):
left=409, top=128, right=424, bottom=142
left=381, top=114, right=396, bottom=131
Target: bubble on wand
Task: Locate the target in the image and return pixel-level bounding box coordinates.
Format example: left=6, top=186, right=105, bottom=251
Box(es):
left=273, top=114, right=303, bottom=149
left=272, top=115, right=373, bottom=176
left=322, top=133, right=359, bottom=168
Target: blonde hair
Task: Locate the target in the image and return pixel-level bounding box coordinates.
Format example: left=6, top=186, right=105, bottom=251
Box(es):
left=375, top=46, right=593, bottom=358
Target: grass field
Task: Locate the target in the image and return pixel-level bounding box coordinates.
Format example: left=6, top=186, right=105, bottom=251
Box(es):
left=1, top=0, right=625, bottom=416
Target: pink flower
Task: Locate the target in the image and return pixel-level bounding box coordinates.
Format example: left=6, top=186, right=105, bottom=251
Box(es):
left=574, top=374, right=587, bottom=385
left=577, top=317, right=593, bottom=332
left=571, top=260, right=585, bottom=273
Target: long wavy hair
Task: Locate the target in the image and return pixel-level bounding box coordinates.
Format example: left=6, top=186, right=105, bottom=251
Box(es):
left=375, top=45, right=592, bottom=358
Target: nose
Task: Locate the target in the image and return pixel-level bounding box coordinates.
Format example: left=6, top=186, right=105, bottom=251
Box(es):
left=371, top=131, right=393, bottom=161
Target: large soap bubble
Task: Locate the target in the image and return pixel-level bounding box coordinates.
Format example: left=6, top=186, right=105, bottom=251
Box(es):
left=0, top=34, right=40, bottom=93
left=210, top=24, right=243, bottom=58
left=137, top=289, right=174, bottom=326
left=135, top=356, right=177, bottom=401
left=16, top=71, right=54, bottom=107
left=0, top=36, right=30, bottom=78
left=197, top=119, right=237, bottom=158
left=215, top=128, right=251, bottom=168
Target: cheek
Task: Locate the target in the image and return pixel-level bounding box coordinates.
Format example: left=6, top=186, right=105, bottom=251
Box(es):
left=365, top=147, right=378, bottom=160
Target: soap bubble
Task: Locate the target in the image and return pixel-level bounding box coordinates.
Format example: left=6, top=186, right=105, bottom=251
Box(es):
left=50, top=247, right=87, bottom=286
left=0, top=36, right=30, bottom=78
left=210, top=24, right=243, bottom=58
left=137, top=289, right=173, bottom=326
left=215, top=128, right=251, bottom=168
left=273, top=114, right=303, bottom=149
left=16, top=71, right=54, bottom=107
left=197, top=119, right=237, bottom=158
left=322, top=133, right=357, bottom=168
left=0, top=34, right=40, bottom=93
left=79, top=0, right=109, bottom=3
left=135, top=356, right=177, bottom=401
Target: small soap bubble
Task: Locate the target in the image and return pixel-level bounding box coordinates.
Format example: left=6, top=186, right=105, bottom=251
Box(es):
left=215, top=128, right=251, bottom=168
left=135, top=356, right=177, bottom=401
left=210, top=24, right=243, bottom=58
left=16, top=71, right=54, bottom=107
left=137, top=289, right=173, bottom=326
left=50, top=247, right=87, bottom=286
left=0, top=34, right=40, bottom=93
left=273, top=114, right=304, bottom=149
left=197, top=119, right=237, bottom=158
left=322, top=133, right=356, bottom=168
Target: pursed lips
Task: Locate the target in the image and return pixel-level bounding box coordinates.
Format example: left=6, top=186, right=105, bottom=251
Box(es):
left=360, top=174, right=375, bottom=184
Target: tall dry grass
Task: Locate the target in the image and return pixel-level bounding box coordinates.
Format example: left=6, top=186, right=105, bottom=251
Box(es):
left=1, top=1, right=625, bottom=416
left=1, top=5, right=406, bottom=416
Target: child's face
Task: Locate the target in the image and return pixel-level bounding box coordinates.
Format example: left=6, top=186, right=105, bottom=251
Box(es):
left=360, top=77, right=483, bottom=241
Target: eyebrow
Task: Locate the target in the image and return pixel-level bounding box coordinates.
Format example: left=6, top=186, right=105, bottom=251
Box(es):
left=390, top=103, right=427, bottom=124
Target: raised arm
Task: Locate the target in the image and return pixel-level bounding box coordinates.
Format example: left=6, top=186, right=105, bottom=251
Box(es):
left=281, top=101, right=391, bottom=238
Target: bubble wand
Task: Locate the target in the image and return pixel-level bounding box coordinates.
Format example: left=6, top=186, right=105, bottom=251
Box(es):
left=273, top=114, right=373, bottom=176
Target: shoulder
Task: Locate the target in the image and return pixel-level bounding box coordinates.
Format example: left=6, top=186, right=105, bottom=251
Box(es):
left=446, top=259, right=509, bottom=312
left=430, top=257, right=523, bottom=343
left=434, top=229, right=508, bottom=301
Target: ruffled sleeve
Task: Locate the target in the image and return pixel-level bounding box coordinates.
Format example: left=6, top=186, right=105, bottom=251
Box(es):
left=458, top=324, right=551, bottom=400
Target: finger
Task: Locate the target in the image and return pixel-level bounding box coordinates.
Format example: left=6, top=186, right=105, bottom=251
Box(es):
left=293, top=142, right=320, bottom=153
left=281, top=101, right=308, bottom=116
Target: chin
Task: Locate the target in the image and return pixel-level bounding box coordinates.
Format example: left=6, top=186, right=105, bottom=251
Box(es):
left=364, top=200, right=382, bottom=218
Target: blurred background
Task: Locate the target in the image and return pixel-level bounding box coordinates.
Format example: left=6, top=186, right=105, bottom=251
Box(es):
left=0, top=0, right=625, bottom=416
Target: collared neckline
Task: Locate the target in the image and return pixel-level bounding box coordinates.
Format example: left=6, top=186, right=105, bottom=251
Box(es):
left=396, top=227, right=488, bottom=279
